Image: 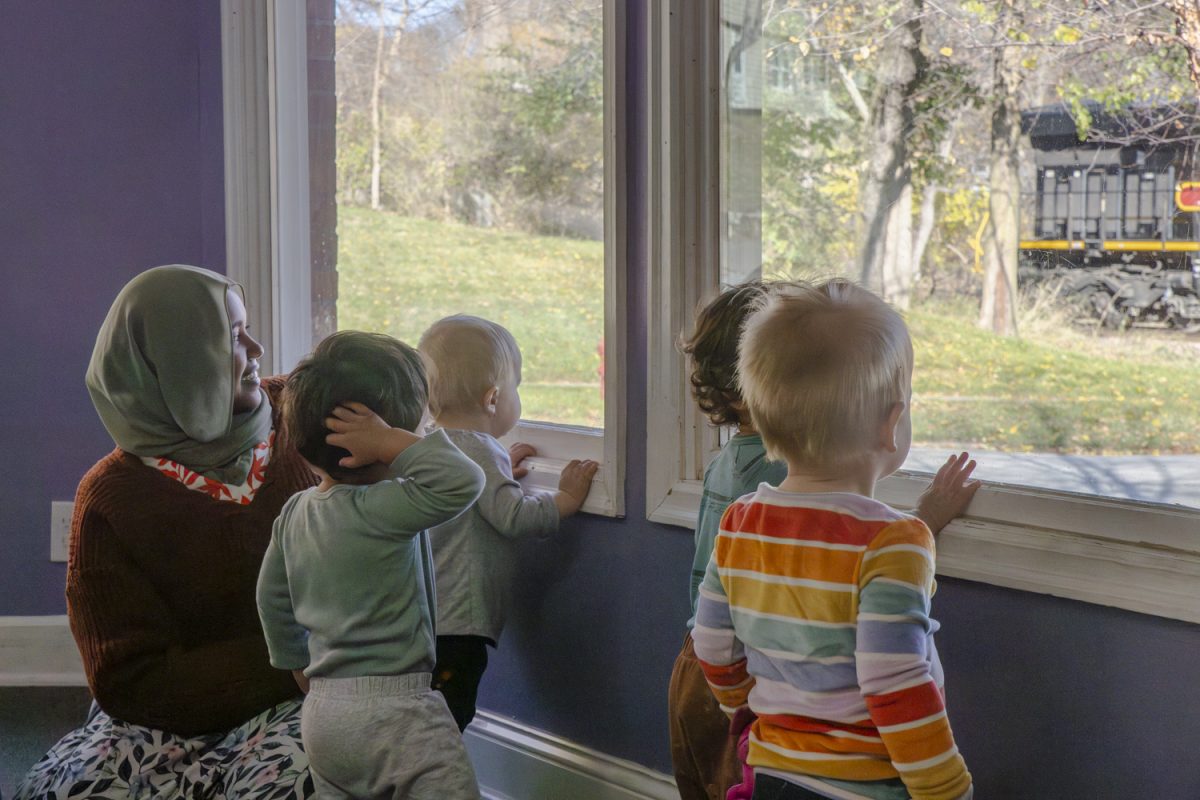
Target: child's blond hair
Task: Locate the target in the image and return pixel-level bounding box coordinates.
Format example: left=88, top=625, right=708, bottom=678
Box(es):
left=738, top=279, right=912, bottom=472
left=418, top=315, right=522, bottom=417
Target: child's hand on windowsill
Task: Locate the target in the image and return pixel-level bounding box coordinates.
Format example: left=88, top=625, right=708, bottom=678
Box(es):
left=915, top=451, right=981, bottom=535
left=554, top=459, right=600, bottom=518
left=509, top=442, right=537, bottom=479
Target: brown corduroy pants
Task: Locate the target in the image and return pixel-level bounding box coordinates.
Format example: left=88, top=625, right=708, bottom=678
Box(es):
left=668, top=631, right=742, bottom=800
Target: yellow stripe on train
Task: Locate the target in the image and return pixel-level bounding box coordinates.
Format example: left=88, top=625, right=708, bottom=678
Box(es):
left=1020, top=240, right=1200, bottom=252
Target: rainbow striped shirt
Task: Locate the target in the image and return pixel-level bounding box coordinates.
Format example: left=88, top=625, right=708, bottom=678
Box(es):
left=693, top=486, right=972, bottom=800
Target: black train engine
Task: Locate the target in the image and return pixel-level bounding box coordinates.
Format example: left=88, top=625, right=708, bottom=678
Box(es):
left=1019, top=103, right=1200, bottom=330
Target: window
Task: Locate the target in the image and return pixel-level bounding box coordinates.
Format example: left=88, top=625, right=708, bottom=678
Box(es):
left=718, top=0, right=1200, bottom=511
left=220, top=0, right=625, bottom=517
left=331, top=0, right=605, bottom=429
left=648, top=0, right=1200, bottom=624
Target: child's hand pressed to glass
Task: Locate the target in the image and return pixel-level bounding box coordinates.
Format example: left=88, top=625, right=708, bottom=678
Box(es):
left=915, top=451, right=981, bottom=535
left=324, top=401, right=421, bottom=469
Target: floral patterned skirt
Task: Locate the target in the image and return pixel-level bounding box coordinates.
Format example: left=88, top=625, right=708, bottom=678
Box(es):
left=14, top=699, right=313, bottom=800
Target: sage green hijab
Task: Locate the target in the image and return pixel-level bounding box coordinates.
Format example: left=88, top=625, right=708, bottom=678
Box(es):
left=86, top=265, right=272, bottom=485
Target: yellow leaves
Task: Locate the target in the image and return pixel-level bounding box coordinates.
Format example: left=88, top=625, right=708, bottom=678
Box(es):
left=798, top=41, right=811, bottom=57
left=1021, top=56, right=1039, bottom=70
left=939, top=47, right=953, bottom=57
left=1054, top=25, right=1083, bottom=45
left=852, top=45, right=871, bottom=62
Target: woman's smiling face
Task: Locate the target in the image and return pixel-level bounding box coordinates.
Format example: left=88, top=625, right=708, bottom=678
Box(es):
left=226, top=288, right=265, bottom=414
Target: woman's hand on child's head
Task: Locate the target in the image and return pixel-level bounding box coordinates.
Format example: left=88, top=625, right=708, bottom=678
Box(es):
left=554, top=459, right=599, bottom=517
left=324, top=402, right=393, bottom=468
left=915, top=451, right=980, bottom=535
left=509, top=442, right=537, bottom=479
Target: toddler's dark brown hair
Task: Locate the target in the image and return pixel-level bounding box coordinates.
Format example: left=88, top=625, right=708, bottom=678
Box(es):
left=282, top=331, right=427, bottom=481
left=679, top=281, right=773, bottom=427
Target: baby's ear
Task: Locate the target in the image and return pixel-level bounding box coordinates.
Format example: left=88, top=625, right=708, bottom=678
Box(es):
left=879, top=401, right=905, bottom=453
left=483, top=386, right=500, bottom=415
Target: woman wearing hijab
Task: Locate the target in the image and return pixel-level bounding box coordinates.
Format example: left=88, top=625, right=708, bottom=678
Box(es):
left=16, top=265, right=317, bottom=799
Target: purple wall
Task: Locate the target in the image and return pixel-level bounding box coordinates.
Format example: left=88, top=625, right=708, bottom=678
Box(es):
left=3, top=3, right=1200, bottom=798
left=0, top=1, right=226, bottom=614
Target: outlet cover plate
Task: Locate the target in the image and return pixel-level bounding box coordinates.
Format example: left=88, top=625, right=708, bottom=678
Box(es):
left=50, top=501, right=72, bottom=562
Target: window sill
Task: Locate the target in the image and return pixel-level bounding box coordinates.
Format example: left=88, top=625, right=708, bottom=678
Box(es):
left=648, top=471, right=1200, bottom=624
left=501, top=421, right=621, bottom=518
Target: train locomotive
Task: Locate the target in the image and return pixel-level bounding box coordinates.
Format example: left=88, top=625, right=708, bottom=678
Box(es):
left=1019, top=102, right=1200, bottom=330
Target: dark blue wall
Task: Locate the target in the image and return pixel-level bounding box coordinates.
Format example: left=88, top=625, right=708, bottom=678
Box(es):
left=934, top=579, right=1200, bottom=799
left=0, top=1, right=226, bottom=614
left=3, top=3, right=1200, bottom=798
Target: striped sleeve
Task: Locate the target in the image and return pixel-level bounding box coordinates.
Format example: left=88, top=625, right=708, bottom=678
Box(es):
left=692, top=538, right=754, bottom=716
left=856, top=519, right=971, bottom=800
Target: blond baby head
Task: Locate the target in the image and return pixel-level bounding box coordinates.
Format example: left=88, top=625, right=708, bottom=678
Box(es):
left=738, top=279, right=912, bottom=475
left=419, top=315, right=523, bottom=432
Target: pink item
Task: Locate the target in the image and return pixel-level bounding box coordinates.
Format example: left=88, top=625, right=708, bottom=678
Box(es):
left=726, top=710, right=756, bottom=800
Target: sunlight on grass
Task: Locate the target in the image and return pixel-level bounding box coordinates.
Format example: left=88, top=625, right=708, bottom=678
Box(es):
left=909, top=307, right=1200, bottom=455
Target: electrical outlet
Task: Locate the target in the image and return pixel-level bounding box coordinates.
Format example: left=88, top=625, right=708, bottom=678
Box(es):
left=50, top=501, right=73, bottom=562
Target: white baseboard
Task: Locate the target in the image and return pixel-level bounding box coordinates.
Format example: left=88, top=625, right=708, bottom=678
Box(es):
left=464, top=710, right=677, bottom=800
left=0, top=616, right=85, bottom=687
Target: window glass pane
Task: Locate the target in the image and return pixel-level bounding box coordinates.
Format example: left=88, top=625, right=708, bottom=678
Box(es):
left=720, top=0, right=1200, bottom=508
left=332, top=0, right=604, bottom=428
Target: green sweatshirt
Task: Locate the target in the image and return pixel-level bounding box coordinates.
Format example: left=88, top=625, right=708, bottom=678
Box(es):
left=257, top=429, right=485, bottom=678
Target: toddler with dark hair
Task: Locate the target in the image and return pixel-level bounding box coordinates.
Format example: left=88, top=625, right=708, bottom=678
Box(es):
left=256, top=330, right=485, bottom=799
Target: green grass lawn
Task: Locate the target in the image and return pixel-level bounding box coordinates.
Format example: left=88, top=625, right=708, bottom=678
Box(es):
left=909, top=310, right=1200, bottom=455
left=338, top=207, right=1200, bottom=454
left=337, top=207, right=604, bottom=427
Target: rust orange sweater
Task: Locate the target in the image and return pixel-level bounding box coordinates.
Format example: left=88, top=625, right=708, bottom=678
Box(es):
left=67, top=377, right=317, bottom=735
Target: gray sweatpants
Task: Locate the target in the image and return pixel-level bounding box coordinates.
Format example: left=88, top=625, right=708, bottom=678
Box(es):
left=301, top=674, right=480, bottom=800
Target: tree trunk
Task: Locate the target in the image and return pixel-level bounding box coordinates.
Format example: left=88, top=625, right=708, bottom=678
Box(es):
left=979, top=10, right=1022, bottom=337
left=1170, top=0, right=1200, bottom=93
left=885, top=181, right=915, bottom=309
left=858, top=0, right=924, bottom=305
left=912, top=123, right=956, bottom=285
left=912, top=184, right=938, bottom=288
left=367, top=1, right=415, bottom=211
left=834, top=60, right=870, bottom=123
left=369, top=0, right=388, bottom=210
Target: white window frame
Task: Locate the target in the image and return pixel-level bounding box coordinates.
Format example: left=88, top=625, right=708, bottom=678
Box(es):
left=221, top=0, right=625, bottom=518
left=646, top=0, right=1200, bottom=624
